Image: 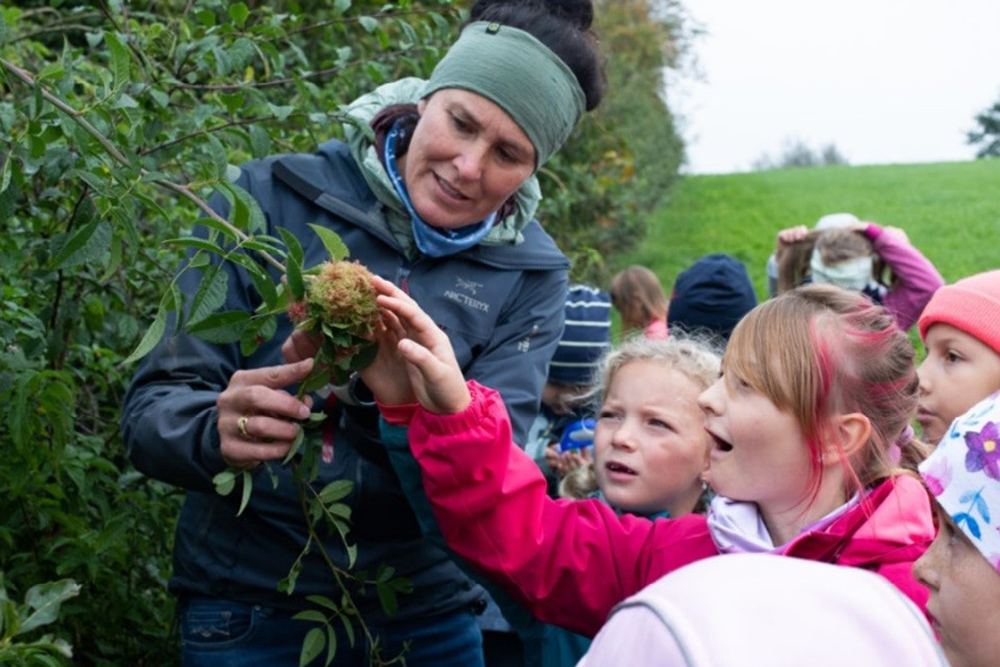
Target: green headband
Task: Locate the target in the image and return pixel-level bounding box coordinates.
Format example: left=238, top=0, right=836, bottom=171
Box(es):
left=422, top=21, right=587, bottom=169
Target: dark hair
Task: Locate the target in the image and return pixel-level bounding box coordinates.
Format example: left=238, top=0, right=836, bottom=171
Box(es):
left=469, top=0, right=605, bottom=110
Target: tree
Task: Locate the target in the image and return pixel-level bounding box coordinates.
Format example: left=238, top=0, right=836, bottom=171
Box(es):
left=0, top=1, right=691, bottom=663
left=751, top=139, right=849, bottom=171
left=968, top=96, right=1000, bottom=158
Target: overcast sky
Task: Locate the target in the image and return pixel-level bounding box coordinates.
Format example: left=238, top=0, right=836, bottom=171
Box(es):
left=668, top=0, right=1000, bottom=174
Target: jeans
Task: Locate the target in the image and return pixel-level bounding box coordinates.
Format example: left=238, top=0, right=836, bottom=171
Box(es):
left=179, top=597, right=484, bottom=667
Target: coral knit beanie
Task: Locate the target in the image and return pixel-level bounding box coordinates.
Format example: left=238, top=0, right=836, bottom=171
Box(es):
left=918, top=269, right=1000, bottom=353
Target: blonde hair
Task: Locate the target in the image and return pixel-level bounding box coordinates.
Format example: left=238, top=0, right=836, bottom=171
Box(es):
left=609, top=266, right=669, bottom=331
left=558, top=334, right=722, bottom=502
left=724, top=284, right=926, bottom=507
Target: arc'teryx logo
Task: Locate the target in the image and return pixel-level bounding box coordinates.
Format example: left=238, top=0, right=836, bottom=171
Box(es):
left=444, top=276, right=490, bottom=312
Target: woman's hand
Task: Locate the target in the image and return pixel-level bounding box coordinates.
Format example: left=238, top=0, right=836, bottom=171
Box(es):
left=370, top=275, right=471, bottom=415
left=216, top=358, right=315, bottom=469
left=281, top=328, right=321, bottom=364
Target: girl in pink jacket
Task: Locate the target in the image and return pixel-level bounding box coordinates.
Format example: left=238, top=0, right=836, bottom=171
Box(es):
left=364, top=279, right=935, bottom=638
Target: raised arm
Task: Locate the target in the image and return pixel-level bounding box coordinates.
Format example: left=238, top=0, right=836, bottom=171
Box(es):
left=863, top=224, right=943, bottom=331
left=366, top=279, right=717, bottom=636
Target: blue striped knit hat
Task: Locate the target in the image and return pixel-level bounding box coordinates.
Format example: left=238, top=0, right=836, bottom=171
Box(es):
left=548, top=285, right=612, bottom=385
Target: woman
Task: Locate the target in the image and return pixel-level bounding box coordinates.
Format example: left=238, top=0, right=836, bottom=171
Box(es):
left=120, top=1, right=604, bottom=665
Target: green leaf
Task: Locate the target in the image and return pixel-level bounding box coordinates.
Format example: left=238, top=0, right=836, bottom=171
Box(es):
left=249, top=124, right=271, bottom=159
left=318, top=480, right=353, bottom=504
left=20, top=579, right=81, bottom=634
left=213, top=470, right=237, bottom=496
left=333, top=0, right=351, bottom=16
left=292, top=610, right=328, bottom=624
left=206, top=134, right=228, bottom=180
left=305, top=596, right=340, bottom=613
left=104, top=32, right=131, bottom=91
left=268, top=103, right=295, bottom=121
left=286, top=253, right=305, bottom=301
left=324, top=623, right=338, bottom=666
left=165, top=236, right=226, bottom=255
left=340, top=614, right=355, bottom=647
left=122, top=290, right=171, bottom=364
left=278, top=227, right=305, bottom=266
left=36, top=60, right=65, bottom=83
left=187, top=310, right=251, bottom=343
left=281, top=427, right=305, bottom=465
left=228, top=253, right=279, bottom=309
left=375, top=582, right=398, bottom=617
left=228, top=2, right=250, bottom=29
left=237, top=470, right=253, bottom=516
left=327, top=503, right=351, bottom=521
left=358, top=16, right=378, bottom=33
left=345, top=542, right=357, bottom=568
left=300, top=627, right=326, bottom=667
left=308, top=224, right=349, bottom=261
left=188, top=266, right=229, bottom=325
left=99, top=234, right=123, bottom=283
left=49, top=219, right=112, bottom=270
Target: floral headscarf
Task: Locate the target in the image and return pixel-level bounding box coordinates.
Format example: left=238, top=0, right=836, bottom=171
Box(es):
left=920, top=391, right=1000, bottom=571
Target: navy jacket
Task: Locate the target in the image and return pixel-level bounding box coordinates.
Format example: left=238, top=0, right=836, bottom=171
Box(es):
left=121, top=139, right=569, bottom=622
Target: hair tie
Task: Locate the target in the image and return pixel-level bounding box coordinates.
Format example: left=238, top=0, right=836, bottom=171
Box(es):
left=888, top=424, right=915, bottom=464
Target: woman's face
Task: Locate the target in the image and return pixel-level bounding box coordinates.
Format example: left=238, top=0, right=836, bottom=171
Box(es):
left=398, top=89, right=535, bottom=230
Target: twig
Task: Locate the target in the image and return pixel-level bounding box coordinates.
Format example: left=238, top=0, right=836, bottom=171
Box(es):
left=0, top=57, right=285, bottom=274
left=168, top=50, right=412, bottom=92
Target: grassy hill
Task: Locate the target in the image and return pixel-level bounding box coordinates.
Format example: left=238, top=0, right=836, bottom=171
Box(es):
left=618, top=159, right=1000, bottom=300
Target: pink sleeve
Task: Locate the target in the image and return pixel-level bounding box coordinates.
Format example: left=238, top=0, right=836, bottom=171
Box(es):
left=408, top=381, right=716, bottom=637
left=865, top=224, right=943, bottom=331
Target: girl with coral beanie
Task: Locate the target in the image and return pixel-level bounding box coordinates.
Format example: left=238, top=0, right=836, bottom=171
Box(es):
left=916, top=270, right=1000, bottom=444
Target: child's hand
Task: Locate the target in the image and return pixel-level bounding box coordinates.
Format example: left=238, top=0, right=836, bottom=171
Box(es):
left=357, top=306, right=417, bottom=408
left=776, top=225, right=809, bottom=249
left=370, top=276, right=471, bottom=415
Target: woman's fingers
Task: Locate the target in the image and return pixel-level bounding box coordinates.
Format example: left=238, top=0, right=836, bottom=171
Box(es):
left=217, top=359, right=316, bottom=467
left=282, top=329, right=321, bottom=364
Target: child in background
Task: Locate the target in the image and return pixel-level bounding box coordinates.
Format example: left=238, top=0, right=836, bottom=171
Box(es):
left=915, top=269, right=1000, bottom=445
left=582, top=554, right=946, bottom=667
left=913, top=393, right=1000, bottom=667
left=363, top=280, right=936, bottom=638
left=609, top=265, right=668, bottom=340
left=545, top=335, right=719, bottom=667
left=765, top=212, right=859, bottom=297
left=771, top=216, right=943, bottom=331
left=666, top=253, right=758, bottom=343
left=523, top=284, right=612, bottom=494
left=557, top=335, right=718, bottom=519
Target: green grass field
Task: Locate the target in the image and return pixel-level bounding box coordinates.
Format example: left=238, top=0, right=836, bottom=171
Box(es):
left=619, top=159, right=1000, bottom=300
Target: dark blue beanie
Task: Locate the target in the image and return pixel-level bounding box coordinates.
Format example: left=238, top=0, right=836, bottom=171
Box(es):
left=548, top=285, right=612, bottom=385
left=668, top=254, right=757, bottom=341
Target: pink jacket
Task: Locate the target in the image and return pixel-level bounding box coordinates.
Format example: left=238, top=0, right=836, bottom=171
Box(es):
left=866, top=224, right=943, bottom=331
left=409, top=382, right=935, bottom=638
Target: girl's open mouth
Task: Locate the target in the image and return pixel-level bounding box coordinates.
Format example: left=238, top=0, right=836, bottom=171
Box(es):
left=605, top=461, right=638, bottom=476
left=708, top=431, right=733, bottom=452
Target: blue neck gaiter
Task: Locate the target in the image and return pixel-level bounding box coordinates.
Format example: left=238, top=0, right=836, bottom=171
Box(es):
left=384, top=122, right=496, bottom=258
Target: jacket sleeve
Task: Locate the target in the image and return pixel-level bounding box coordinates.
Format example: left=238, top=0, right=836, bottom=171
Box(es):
left=407, top=381, right=712, bottom=637
left=465, top=267, right=568, bottom=447
left=120, top=169, right=267, bottom=491
left=866, top=224, right=943, bottom=331
left=381, top=419, right=547, bottom=640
